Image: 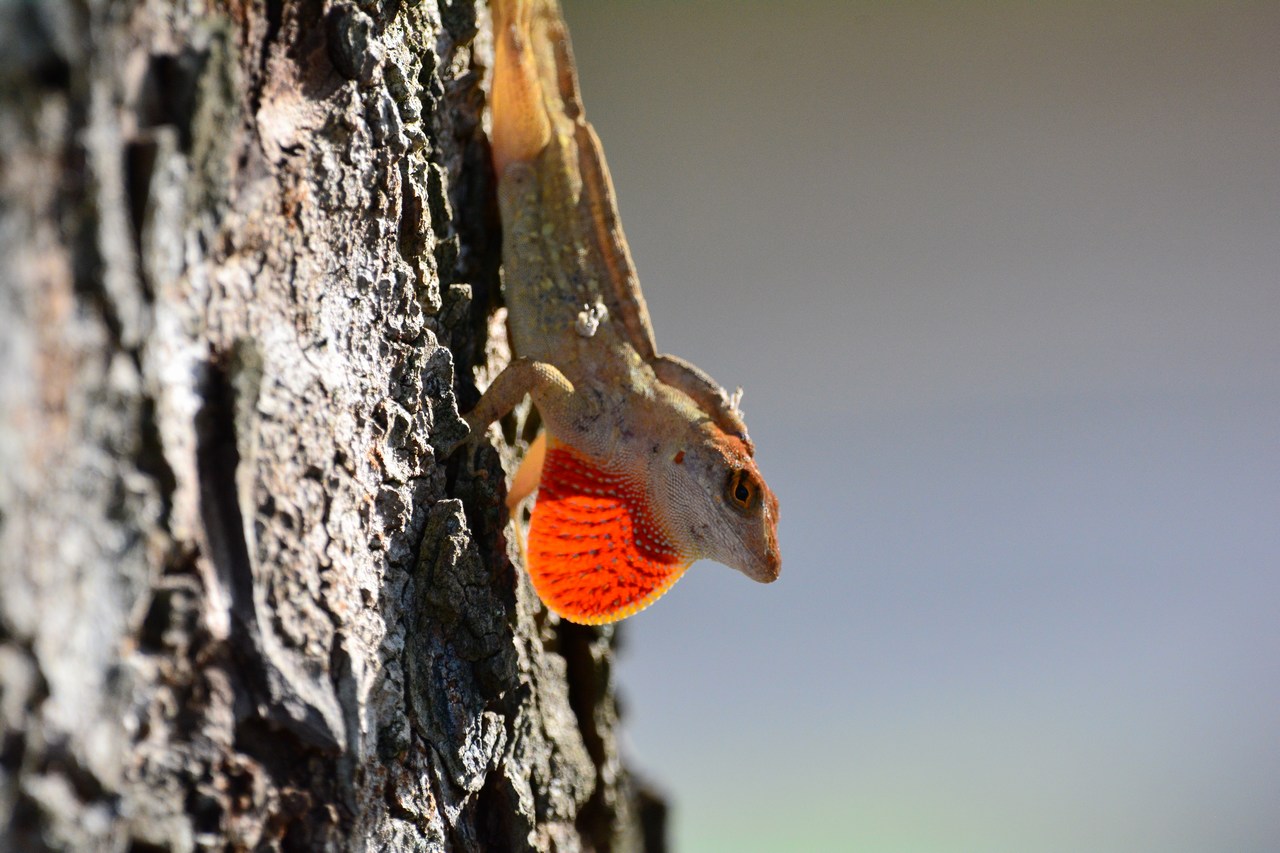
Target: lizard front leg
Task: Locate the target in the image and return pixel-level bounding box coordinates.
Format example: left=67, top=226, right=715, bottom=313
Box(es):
left=464, top=357, right=601, bottom=453
left=462, top=358, right=595, bottom=522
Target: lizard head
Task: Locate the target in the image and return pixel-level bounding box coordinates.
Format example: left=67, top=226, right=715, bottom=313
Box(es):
left=651, top=427, right=781, bottom=584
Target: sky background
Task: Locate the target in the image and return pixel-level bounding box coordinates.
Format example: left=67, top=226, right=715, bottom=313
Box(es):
left=557, top=2, right=1280, bottom=851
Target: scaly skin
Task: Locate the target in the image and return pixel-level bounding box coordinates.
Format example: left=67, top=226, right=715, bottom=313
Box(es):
left=467, top=0, right=780, bottom=624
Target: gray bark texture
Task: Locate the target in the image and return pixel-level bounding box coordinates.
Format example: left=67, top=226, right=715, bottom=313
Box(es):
left=0, top=1, right=665, bottom=851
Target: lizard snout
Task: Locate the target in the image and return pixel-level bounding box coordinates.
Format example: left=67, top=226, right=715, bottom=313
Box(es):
left=748, top=545, right=781, bottom=584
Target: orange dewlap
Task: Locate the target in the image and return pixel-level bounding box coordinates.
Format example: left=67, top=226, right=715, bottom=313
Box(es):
left=526, top=440, right=689, bottom=624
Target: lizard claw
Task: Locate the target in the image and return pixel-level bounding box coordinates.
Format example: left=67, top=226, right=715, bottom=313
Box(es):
left=438, top=418, right=474, bottom=458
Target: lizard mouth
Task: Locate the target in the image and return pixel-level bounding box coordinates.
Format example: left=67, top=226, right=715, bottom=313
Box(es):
left=723, top=507, right=781, bottom=584
left=734, top=532, right=780, bottom=584
left=755, top=546, right=782, bottom=584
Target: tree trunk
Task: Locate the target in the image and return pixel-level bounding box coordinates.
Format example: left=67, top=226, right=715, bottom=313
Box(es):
left=0, top=1, right=664, bottom=850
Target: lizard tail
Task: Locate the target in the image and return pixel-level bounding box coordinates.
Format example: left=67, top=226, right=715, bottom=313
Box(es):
left=491, top=0, right=560, bottom=174
left=491, top=0, right=662, bottom=359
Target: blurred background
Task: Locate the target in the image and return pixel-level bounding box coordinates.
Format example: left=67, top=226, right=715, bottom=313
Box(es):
left=558, top=1, right=1280, bottom=851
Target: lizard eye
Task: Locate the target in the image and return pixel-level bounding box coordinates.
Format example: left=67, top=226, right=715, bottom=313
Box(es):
left=726, top=469, right=755, bottom=511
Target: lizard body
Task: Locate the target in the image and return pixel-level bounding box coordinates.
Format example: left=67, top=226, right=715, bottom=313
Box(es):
left=468, top=0, right=780, bottom=624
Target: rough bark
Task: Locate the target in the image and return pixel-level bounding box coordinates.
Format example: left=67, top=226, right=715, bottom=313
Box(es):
left=0, top=1, right=663, bottom=851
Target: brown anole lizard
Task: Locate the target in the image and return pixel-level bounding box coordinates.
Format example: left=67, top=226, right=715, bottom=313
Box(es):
left=465, top=0, right=780, bottom=624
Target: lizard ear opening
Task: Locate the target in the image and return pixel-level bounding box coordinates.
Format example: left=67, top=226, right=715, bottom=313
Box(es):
left=526, top=440, right=689, bottom=624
